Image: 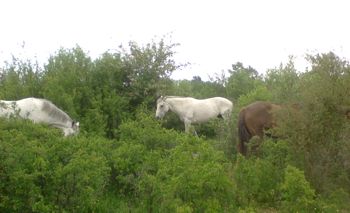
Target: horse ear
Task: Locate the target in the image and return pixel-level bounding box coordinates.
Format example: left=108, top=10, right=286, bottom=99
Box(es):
left=72, top=121, right=80, bottom=127
left=156, top=95, right=163, bottom=102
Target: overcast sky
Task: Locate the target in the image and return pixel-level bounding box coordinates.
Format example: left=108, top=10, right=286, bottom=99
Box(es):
left=1, top=0, right=349, bottom=80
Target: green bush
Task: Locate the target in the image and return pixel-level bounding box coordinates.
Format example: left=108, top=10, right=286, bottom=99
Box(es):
left=233, top=155, right=281, bottom=208
left=113, top=109, right=236, bottom=212
left=151, top=139, right=236, bottom=212
left=110, top=142, right=147, bottom=195
left=316, top=188, right=350, bottom=212
left=118, top=108, right=180, bottom=151
left=280, top=165, right=316, bottom=212
left=237, top=85, right=272, bottom=108
left=0, top=119, right=112, bottom=212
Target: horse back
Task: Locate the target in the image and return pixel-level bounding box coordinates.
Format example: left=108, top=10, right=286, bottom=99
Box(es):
left=244, top=101, right=280, bottom=133
left=16, top=98, right=72, bottom=124
left=212, top=97, right=233, bottom=112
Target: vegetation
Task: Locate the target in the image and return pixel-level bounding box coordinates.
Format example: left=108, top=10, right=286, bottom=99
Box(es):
left=0, top=39, right=349, bottom=212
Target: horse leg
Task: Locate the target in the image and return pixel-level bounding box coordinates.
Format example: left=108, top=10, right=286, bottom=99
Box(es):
left=184, top=121, right=191, bottom=133
left=184, top=120, right=197, bottom=136
left=193, top=128, right=198, bottom=137
left=221, top=109, right=232, bottom=123
left=248, top=127, right=265, bottom=155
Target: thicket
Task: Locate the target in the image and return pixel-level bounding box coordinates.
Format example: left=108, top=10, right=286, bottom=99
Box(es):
left=0, top=40, right=349, bottom=212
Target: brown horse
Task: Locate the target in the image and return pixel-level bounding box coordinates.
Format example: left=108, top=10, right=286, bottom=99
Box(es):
left=237, top=101, right=282, bottom=156
left=237, top=101, right=350, bottom=156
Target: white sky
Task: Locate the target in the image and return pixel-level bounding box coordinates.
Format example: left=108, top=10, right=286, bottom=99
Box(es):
left=1, top=0, right=350, bottom=80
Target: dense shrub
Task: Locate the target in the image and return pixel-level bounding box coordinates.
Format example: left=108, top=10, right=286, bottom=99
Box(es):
left=151, top=139, right=236, bottom=212
left=233, top=154, right=281, bottom=208
left=280, top=165, right=316, bottom=212
left=0, top=119, right=112, bottom=212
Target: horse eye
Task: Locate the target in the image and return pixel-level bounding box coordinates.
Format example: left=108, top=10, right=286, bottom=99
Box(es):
left=160, top=104, right=164, bottom=108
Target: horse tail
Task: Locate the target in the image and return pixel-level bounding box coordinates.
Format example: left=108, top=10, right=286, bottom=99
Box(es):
left=237, top=108, right=251, bottom=156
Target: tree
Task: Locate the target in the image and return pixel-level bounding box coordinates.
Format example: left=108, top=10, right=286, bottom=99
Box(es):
left=41, top=46, right=93, bottom=119
left=120, top=39, right=186, bottom=108
left=226, top=62, right=263, bottom=100
left=0, top=57, right=42, bottom=99
left=282, top=52, right=350, bottom=194
left=88, top=52, right=130, bottom=138
left=265, top=57, right=300, bottom=103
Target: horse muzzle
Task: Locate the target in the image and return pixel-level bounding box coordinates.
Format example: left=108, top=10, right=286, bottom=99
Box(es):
left=155, top=114, right=164, bottom=120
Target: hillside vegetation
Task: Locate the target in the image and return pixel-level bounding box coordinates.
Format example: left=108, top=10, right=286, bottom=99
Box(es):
left=0, top=40, right=350, bottom=212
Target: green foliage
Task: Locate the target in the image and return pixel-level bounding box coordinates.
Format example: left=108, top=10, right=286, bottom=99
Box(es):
left=225, top=62, right=263, bottom=100
left=0, top=57, right=42, bottom=99
left=278, top=52, right=350, bottom=195
left=42, top=46, right=92, bottom=116
left=265, top=57, right=300, bottom=103
left=171, top=76, right=226, bottom=98
left=233, top=154, right=281, bottom=208
left=237, top=85, right=272, bottom=108
left=111, top=142, right=147, bottom=196
left=121, top=39, right=184, bottom=108
left=118, top=107, right=180, bottom=150
left=108, top=108, right=236, bottom=212
left=317, top=189, right=350, bottom=212
left=260, top=139, right=290, bottom=171
left=233, top=140, right=318, bottom=212
left=280, top=165, right=316, bottom=212
left=149, top=139, right=235, bottom=212
left=92, top=52, right=126, bottom=93
left=85, top=52, right=130, bottom=138
left=0, top=119, right=112, bottom=212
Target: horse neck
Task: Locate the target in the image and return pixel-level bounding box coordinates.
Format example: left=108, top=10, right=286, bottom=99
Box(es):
left=166, top=98, right=189, bottom=115
left=0, top=100, right=15, bottom=107
left=50, top=120, right=73, bottom=129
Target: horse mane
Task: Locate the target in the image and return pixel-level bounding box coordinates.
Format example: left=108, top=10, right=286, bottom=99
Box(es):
left=157, top=96, right=188, bottom=103
left=164, top=96, right=188, bottom=99
left=237, top=108, right=251, bottom=156
left=41, top=100, right=72, bottom=123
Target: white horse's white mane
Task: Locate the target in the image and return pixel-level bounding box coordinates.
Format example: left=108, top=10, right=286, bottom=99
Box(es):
left=157, top=96, right=189, bottom=103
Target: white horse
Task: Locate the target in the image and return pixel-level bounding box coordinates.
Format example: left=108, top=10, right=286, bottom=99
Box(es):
left=156, top=96, right=233, bottom=134
left=0, top=97, right=79, bottom=136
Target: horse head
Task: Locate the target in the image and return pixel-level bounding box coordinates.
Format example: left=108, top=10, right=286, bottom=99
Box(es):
left=62, top=120, right=80, bottom=136
left=72, top=121, right=80, bottom=131
left=155, top=96, right=170, bottom=119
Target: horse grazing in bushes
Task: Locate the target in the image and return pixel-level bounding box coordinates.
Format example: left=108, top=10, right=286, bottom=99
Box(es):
left=0, top=97, right=79, bottom=136
left=237, top=101, right=350, bottom=156
left=237, top=101, right=282, bottom=156
left=156, top=96, right=233, bottom=134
